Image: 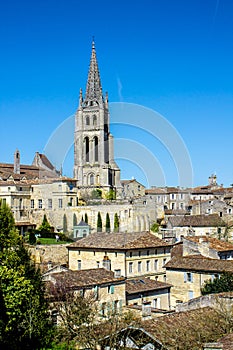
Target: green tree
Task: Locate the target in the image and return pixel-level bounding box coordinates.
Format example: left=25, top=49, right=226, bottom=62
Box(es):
left=73, top=213, right=77, bottom=227
left=201, top=272, right=233, bottom=295
left=0, top=200, right=18, bottom=250
left=106, top=189, right=116, bottom=200
left=105, top=213, right=111, bottom=233
left=150, top=222, right=159, bottom=233
left=0, top=202, right=52, bottom=349
left=63, top=214, right=68, bottom=233
left=91, top=189, right=102, bottom=199
left=29, top=231, right=36, bottom=245
left=114, top=213, right=119, bottom=233
left=97, top=212, right=102, bottom=232
left=85, top=213, right=88, bottom=224
left=37, top=214, right=53, bottom=238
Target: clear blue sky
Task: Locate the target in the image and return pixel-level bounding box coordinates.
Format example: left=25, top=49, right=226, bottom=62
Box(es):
left=0, top=0, right=232, bottom=187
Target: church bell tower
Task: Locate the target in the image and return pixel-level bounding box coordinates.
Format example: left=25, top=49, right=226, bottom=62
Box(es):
left=74, top=41, right=121, bottom=195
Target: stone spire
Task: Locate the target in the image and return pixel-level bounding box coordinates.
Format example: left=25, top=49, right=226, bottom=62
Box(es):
left=84, top=40, right=103, bottom=106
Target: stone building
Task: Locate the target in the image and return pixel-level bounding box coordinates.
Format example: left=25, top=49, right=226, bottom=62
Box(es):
left=164, top=236, right=233, bottom=307
left=45, top=268, right=126, bottom=322
left=166, top=214, right=226, bottom=241
left=67, top=231, right=173, bottom=282
left=74, top=41, right=121, bottom=197
left=165, top=255, right=233, bottom=308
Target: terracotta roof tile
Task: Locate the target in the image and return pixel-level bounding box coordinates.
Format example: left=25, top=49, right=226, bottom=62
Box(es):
left=164, top=256, right=233, bottom=273
left=126, top=278, right=172, bottom=294
left=50, top=268, right=125, bottom=288
left=68, top=231, right=172, bottom=250
left=168, top=214, right=226, bottom=227
left=184, top=236, right=233, bottom=252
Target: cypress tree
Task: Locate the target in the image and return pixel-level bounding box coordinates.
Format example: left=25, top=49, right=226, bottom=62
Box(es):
left=97, top=212, right=102, bottom=232
left=85, top=213, right=88, bottom=224
left=63, top=214, right=68, bottom=233
left=114, top=213, right=119, bottom=232
left=105, top=213, right=111, bottom=233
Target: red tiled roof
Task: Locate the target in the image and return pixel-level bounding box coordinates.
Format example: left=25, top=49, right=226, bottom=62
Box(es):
left=68, top=231, right=172, bottom=250
left=164, top=255, right=233, bottom=273
left=126, top=278, right=172, bottom=294
left=184, top=236, right=233, bottom=252
left=49, top=268, right=125, bottom=288
left=168, top=214, right=226, bottom=227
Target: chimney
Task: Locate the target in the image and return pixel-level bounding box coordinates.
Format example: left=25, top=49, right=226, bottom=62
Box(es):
left=14, top=149, right=20, bottom=174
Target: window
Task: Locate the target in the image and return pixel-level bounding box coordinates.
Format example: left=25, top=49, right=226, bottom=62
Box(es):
left=129, top=252, right=132, bottom=258
left=129, top=262, right=133, bottom=274
left=90, top=174, right=94, bottom=185
left=139, top=251, right=141, bottom=257
left=84, top=137, right=89, bottom=162
left=163, top=258, right=167, bottom=266
left=154, top=259, right=158, bottom=271
left=146, top=260, right=150, bottom=272
left=115, top=252, right=117, bottom=257
left=180, top=202, right=184, bottom=209
left=30, top=199, right=34, bottom=209
left=180, top=193, right=184, bottom=199
left=94, top=136, right=98, bottom=162
left=108, top=285, right=114, bottom=294
left=97, top=261, right=100, bottom=268
left=93, top=285, right=99, bottom=299
left=101, top=302, right=106, bottom=317
left=77, top=260, right=81, bottom=270
left=138, top=261, right=142, bottom=272
left=58, top=199, right=63, bottom=208
left=93, top=115, right=97, bottom=126
left=51, top=310, right=58, bottom=325
left=188, top=290, right=194, bottom=300
left=171, top=202, right=175, bottom=210
left=48, top=199, right=52, bottom=209
left=184, top=272, right=193, bottom=283
left=86, top=116, right=90, bottom=125
left=147, top=250, right=150, bottom=256
left=38, top=199, right=42, bottom=209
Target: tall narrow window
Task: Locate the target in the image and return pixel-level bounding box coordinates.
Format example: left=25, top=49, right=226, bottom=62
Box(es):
left=94, top=136, right=98, bottom=162
left=90, top=174, right=94, bottom=185
left=86, top=116, right=90, bottom=125
left=85, top=137, right=89, bottom=162
left=93, top=115, right=97, bottom=126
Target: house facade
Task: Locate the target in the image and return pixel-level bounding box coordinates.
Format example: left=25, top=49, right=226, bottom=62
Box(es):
left=67, top=231, right=173, bottom=282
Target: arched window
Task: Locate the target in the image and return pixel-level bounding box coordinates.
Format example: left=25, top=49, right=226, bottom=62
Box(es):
left=90, top=174, right=94, bottom=185
left=93, top=115, right=97, bottom=126
left=84, top=137, right=89, bottom=162
left=86, top=116, right=90, bottom=125
left=94, top=136, right=98, bottom=162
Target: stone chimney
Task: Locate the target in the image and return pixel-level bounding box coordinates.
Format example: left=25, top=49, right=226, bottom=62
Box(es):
left=14, top=149, right=20, bottom=174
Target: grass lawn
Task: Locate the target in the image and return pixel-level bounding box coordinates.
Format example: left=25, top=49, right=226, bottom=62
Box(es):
left=38, top=238, right=70, bottom=245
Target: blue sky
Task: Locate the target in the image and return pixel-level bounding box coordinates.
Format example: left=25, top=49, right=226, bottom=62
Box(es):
left=0, top=0, right=232, bottom=187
